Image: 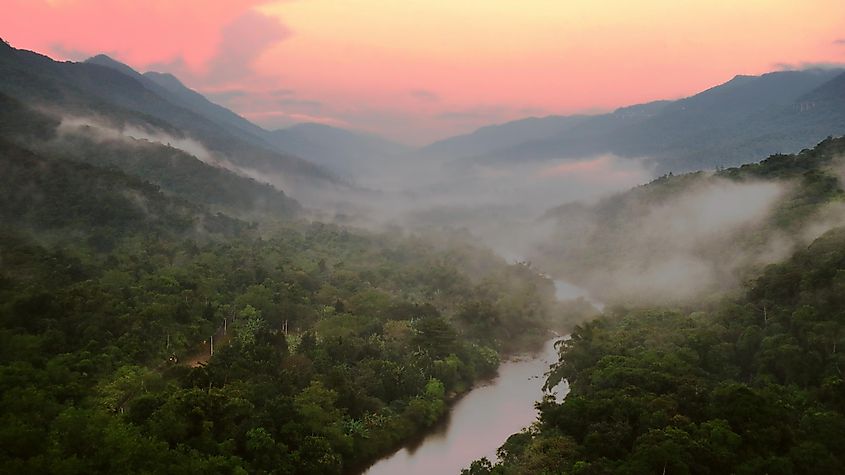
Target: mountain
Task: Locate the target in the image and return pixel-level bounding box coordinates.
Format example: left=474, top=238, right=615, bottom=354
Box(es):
left=0, top=43, right=332, bottom=183
left=88, top=54, right=408, bottom=181
left=0, top=90, right=300, bottom=219
left=141, top=69, right=273, bottom=145
left=85, top=54, right=270, bottom=146
left=427, top=69, right=845, bottom=172
left=420, top=114, right=597, bottom=160
left=0, top=136, right=251, bottom=246
left=266, top=123, right=411, bottom=178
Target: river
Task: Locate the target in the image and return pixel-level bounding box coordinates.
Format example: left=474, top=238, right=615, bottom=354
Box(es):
left=361, top=337, right=568, bottom=475
left=360, top=279, right=592, bottom=474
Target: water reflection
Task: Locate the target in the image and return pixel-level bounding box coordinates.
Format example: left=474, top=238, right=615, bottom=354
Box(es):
left=362, top=337, right=569, bottom=475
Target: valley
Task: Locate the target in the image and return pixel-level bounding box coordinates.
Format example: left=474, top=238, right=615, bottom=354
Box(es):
left=1, top=26, right=845, bottom=475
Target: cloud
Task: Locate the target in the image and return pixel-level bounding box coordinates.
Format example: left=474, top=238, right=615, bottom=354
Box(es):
left=3, top=1, right=275, bottom=72
left=48, top=42, right=99, bottom=62
left=57, top=115, right=217, bottom=165
left=203, top=10, right=290, bottom=87
left=772, top=61, right=845, bottom=71
left=241, top=110, right=349, bottom=129
left=409, top=89, right=439, bottom=102
left=203, top=88, right=325, bottom=128
left=435, top=106, right=509, bottom=121
left=275, top=98, right=323, bottom=110
left=267, top=89, right=297, bottom=98
left=535, top=155, right=647, bottom=184
left=835, top=38, right=845, bottom=45
left=536, top=177, right=792, bottom=303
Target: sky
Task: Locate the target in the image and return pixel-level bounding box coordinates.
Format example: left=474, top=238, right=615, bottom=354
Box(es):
left=3, top=0, right=845, bottom=144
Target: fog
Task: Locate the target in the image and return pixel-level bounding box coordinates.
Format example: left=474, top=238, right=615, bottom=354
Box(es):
left=531, top=176, right=819, bottom=304
left=45, top=111, right=845, bottom=308
left=57, top=116, right=219, bottom=166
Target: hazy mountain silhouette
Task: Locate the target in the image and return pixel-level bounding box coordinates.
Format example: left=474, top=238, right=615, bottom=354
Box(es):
left=425, top=68, right=845, bottom=172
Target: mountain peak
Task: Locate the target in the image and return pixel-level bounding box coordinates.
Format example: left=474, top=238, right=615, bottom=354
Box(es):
left=84, top=54, right=140, bottom=78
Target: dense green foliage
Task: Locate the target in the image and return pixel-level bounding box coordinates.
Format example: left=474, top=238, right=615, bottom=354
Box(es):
left=0, top=132, right=565, bottom=473
left=468, top=141, right=845, bottom=474
left=0, top=93, right=300, bottom=219
left=470, top=226, right=845, bottom=474
left=0, top=46, right=570, bottom=472
left=7, top=38, right=845, bottom=475
left=537, top=135, right=845, bottom=304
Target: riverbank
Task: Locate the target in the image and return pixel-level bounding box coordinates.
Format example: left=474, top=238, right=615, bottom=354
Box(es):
left=345, top=276, right=597, bottom=474
left=357, top=336, right=568, bottom=475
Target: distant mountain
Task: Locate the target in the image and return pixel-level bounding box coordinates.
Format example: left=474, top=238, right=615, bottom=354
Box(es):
left=267, top=123, right=411, bottom=178
left=86, top=54, right=274, bottom=149
left=420, top=114, right=596, bottom=160
left=0, top=42, right=332, bottom=183
left=428, top=69, right=845, bottom=172
left=141, top=69, right=271, bottom=143
left=88, top=54, right=408, bottom=180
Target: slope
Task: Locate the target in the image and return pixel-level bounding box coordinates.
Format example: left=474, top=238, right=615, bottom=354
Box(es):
left=533, top=134, right=845, bottom=304
left=0, top=92, right=300, bottom=219
left=267, top=122, right=411, bottom=177
left=0, top=41, right=333, bottom=182
left=430, top=69, right=845, bottom=173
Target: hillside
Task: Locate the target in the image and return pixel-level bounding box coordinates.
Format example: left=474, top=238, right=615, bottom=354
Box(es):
left=533, top=135, right=845, bottom=304
left=0, top=52, right=572, bottom=472
left=0, top=42, right=333, bottom=182
left=267, top=123, right=411, bottom=179
left=0, top=92, right=300, bottom=219
left=470, top=224, right=845, bottom=473
left=426, top=69, right=845, bottom=173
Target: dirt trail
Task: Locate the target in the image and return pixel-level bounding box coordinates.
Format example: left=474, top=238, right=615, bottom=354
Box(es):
left=182, top=326, right=232, bottom=367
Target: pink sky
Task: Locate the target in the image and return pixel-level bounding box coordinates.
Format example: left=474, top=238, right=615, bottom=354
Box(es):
left=3, top=0, right=845, bottom=144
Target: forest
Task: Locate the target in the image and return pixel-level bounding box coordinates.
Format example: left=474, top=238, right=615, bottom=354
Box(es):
left=3, top=32, right=845, bottom=475
left=0, top=107, right=572, bottom=473
left=465, top=137, right=845, bottom=475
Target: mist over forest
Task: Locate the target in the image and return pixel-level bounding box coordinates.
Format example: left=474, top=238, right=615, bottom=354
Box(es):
left=2, top=14, right=845, bottom=474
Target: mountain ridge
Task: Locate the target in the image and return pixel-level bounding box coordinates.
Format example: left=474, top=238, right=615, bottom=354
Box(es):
left=423, top=68, right=845, bottom=173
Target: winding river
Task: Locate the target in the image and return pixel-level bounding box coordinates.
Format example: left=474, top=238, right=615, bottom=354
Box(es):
left=361, top=280, right=591, bottom=474
left=361, top=337, right=568, bottom=475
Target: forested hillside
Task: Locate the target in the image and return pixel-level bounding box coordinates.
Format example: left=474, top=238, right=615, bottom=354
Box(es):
left=0, top=122, right=569, bottom=473
left=535, top=136, right=845, bottom=305
left=466, top=225, right=845, bottom=475
left=461, top=137, right=845, bottom=474
left=0, top=93, right=300, bottom=220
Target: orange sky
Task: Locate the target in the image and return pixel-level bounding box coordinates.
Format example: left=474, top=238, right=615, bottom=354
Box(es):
left=3, top=0, right=845, bottom=143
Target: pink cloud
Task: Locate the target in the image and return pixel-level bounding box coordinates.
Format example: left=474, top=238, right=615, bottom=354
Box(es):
left=3, top=0, right=845, bottom=144
left=1, top=0, right=275, bottom=74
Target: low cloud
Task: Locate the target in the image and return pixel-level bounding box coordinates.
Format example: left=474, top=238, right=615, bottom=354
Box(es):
left=436, top=106, right=508, bottom=122
left=773, top=61, right=845, bottom=71
left=57, top=115, right=219, bottom=166
left=275, top=98, right=323, bottom=110
left=535, top=176, right=794, bottom=303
